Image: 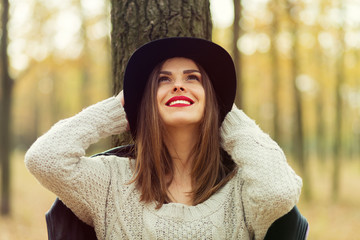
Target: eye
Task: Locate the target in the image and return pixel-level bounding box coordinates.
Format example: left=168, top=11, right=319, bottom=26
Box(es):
left=187, top=74, right=200, bottom=81
left=158, top=76, right=170, bottom=82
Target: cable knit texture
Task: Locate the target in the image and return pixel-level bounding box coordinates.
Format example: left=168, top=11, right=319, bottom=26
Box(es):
left=25, top=97, right=302, bottom=240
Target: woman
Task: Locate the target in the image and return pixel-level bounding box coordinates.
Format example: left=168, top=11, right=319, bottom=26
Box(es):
left=25, top=37, right=302, bottom=239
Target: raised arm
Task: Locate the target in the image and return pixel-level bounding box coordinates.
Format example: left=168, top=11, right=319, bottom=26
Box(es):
left=220, top=105, right=302, bottom=240
left=25, top=96, right=128, bottom=226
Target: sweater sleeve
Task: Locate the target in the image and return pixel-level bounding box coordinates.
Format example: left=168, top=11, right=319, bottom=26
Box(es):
left=24, top=97, right=128, bottom=226
left=220, top=105, right=302, bottom=240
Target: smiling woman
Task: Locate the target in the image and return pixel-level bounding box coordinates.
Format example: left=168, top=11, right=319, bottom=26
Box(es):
left=132, top=55, right=226, bottom=207
left=156, top=58, right=205, bottom=129
left=25, top=37, right=303, bottom=239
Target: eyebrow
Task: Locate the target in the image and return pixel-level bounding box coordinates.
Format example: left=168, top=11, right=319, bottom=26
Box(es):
left=159, top=69, right=201, bottom=75
left=184, top=69, right=201, bottom=74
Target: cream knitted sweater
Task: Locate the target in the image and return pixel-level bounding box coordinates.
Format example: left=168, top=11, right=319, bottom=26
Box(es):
left=25, top=97, right=302, bottom=240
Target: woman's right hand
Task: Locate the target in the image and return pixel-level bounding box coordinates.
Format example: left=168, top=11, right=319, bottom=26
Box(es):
left=115, top=90, right=130, bottom=131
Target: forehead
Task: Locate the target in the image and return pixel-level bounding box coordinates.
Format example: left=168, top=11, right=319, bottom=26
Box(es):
left=160, top=57, right=199, bottom=71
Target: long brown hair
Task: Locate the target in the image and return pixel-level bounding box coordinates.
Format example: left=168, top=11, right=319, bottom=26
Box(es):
left=131, top=59, right=237, bottom=208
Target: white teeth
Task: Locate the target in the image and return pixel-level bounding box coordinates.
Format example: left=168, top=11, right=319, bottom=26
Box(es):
left=169, top=100, right=191, bottom=106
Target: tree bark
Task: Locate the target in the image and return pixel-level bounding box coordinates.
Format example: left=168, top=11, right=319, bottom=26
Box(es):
left=110, top=0, right=212, bottom=146
left=1, top=0, right=13, bottom=215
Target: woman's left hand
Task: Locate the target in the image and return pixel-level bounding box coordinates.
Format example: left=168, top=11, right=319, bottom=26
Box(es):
left=116, top=90, right=125, bottom=107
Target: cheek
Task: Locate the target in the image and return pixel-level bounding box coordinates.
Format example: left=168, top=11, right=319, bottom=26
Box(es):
left=198, top=88, right=206, bottom=115
left=196, top=86, right=206, bottom=104
left=156, top=86, right=167, bottom=105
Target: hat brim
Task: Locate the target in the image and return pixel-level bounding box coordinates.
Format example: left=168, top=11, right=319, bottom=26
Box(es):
left=123, top=37, right=237, bottom=137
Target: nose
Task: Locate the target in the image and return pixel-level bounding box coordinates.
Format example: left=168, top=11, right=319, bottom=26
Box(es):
left=172, top=80, right=185, bottom=93
left=172, top=86, right=185, bottom=92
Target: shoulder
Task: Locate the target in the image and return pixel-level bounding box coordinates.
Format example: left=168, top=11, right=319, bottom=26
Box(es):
left=92, top=144, right=135, bottom=180
left=92, top=154, right=135, bottom=184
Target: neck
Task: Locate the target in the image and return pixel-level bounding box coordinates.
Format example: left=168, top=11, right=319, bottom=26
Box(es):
left=164, top=125, right=199, bottom=205
left=164, top=125, right=199, bottom=175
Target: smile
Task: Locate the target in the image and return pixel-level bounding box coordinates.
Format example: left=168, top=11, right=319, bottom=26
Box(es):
left=166, top=96, right=194, bottom=107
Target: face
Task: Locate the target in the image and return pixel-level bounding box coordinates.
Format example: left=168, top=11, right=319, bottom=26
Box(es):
left=156, top=57, right=206, bottom=129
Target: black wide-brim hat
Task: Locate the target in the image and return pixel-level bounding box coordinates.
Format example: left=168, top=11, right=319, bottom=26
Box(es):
left=123, top=37, right=237, bottom=137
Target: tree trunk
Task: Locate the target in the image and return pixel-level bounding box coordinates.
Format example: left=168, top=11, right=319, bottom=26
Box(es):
left=77, top=0, right=91, bottom=108
left=332, top=1, right=345, bottom=201
left=110, top=0, right=212, bottom=146
left=332, top=46, right=344, bottom=202
left=286, top=0, right=311, bottom=200
left=233, top=0, right=242, bottom=108
left=269, top=0, right=280, bottom=143
left=355, top=52, right=360, bottom=163
left=314, top=20, right=327, bottom=162
left=0, top=0, right=13, bottom=215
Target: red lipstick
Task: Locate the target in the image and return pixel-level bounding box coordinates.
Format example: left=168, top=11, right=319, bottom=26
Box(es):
left=165, top=96, right=194, bottom=107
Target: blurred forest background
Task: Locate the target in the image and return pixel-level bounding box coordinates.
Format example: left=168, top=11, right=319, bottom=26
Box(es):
left=1, top=0, right=360, bottom=239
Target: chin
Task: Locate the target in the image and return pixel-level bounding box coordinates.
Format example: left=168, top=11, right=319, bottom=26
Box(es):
left=162, top=117, right=202, bottom=128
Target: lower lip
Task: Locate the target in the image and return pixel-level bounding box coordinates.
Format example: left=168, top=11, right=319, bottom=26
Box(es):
left=168, top=104, right=192, bottom=107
